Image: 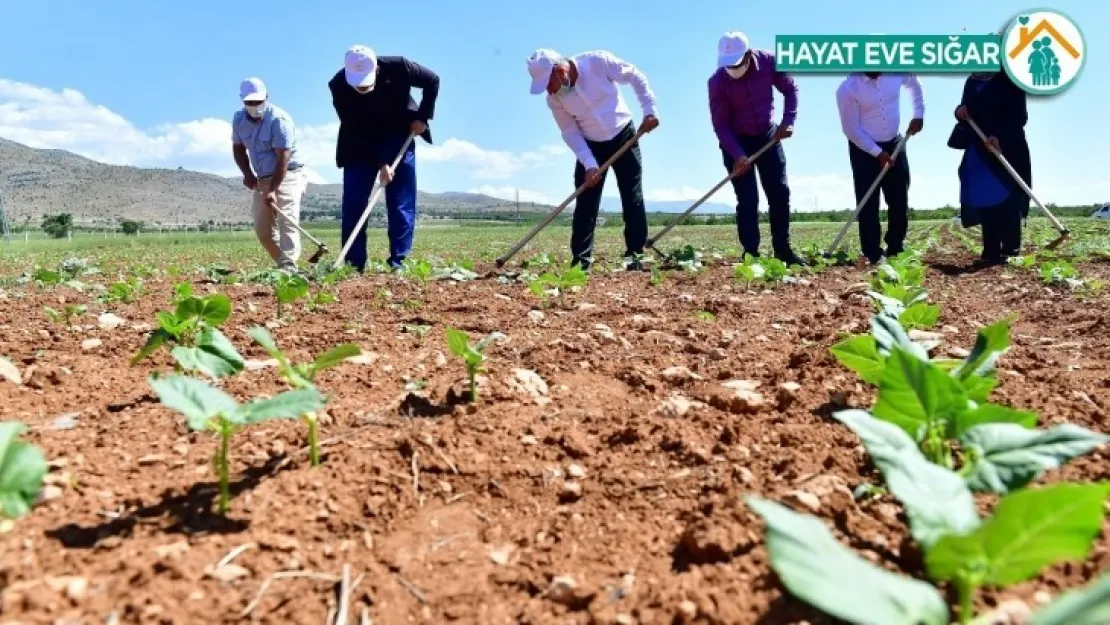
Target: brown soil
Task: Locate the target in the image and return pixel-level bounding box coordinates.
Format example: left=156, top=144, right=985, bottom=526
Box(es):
left=2, top=251, right=1109, bottom=624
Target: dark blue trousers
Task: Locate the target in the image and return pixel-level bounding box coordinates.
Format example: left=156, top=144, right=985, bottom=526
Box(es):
left=720, top=124, right=793, bottom=257
left=340, top=135, right=417, bottom=271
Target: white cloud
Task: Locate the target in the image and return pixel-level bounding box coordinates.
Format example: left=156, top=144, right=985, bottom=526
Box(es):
left=466, top=185, right=556, bottom=205
left=0, top=79, right=564, bottom=187
left=422, top=140, right=565, bottom=179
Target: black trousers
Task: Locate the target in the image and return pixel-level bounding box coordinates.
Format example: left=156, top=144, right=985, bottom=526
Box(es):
left=570, top=122, right=647, bottom=267
left=980, top=194, right=1023, bottom=260
left=848, top=136, right=910, bottom=262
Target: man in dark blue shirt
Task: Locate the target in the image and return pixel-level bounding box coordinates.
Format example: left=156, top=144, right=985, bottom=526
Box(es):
left=329, top=45, right=440, bottom=271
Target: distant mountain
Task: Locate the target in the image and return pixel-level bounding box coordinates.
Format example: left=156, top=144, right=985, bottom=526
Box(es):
left=0, top=138, right=553, bottom=226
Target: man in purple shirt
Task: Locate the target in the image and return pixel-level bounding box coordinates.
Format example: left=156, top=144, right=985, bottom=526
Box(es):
left=708, top=31, right=804, bottom=265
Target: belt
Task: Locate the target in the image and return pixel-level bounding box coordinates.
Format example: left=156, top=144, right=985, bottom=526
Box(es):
left=258, top=164, right=303, bottom=179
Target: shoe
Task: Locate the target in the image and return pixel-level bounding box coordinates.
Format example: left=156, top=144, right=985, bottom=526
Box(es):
left=868, top=255, right=887, bottom=266
left=624, top=258, right=645, bottom=272
left=775, top=251, right=808, bottom=267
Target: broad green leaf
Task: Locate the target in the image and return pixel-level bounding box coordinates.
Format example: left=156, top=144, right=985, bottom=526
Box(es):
left=833, top=410, right=980, bottom=549
left=0, top=422, right=47, bottom=519
left=830, top=334, right=885, bottom=385
left=155, top=311, right=184, bottom=336
left=746, top=496, right=949, bottom=625
left=959, top=374, right=999, bottom=404
left=866, top=291, right=906, bottom=317
left=275, top=275, right=309, bottom=304
left=926, top=482, right=1110, bottom=586
left=1030, top=570, right=1110, bottom=625
left=899, top=303, right=940, bottom=330
left=952, top=404, right=1037, bottom=438
left=198, top=294, right=232, bottom=326
left=237, top=388, right=327, bottom=425
left=444, top=327, right=470, bottom=358
left=130, top=328, right=171, bottom=365
left=873, top=348, right=969, bottom=440
left=953, top=316, right=1014, bottom=379
left=148, top=374, right=239, bottom=430
left=247, top=325, right=281, bottom=357
left=170, top=327, right=245, bottom=378
left=960, top=423, right=1110, bottom=494
left=871, top=314, right=929, bottom=361
left=312, top=343, right=361, bottom=373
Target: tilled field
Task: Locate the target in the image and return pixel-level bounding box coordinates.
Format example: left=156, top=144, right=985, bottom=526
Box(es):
left=1, top=250, right=1109, bottom=624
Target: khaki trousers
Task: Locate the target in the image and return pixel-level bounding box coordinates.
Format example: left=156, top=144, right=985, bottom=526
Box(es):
left=251, top=168, right=307, bottom=269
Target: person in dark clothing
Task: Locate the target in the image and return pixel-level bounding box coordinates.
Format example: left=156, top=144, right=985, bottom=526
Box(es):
left=948, top=71, right=1030, bottom=265
left=330, top=44, right=439, bottom=271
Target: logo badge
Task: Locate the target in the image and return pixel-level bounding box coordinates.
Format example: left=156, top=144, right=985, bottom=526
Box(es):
left=1001, top=9, right=1086, bottom=95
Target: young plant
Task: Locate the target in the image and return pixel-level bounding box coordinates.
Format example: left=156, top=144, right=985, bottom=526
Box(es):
left=148, top=374, right=325, bottom=513
left=246, top=327, right=359, bottom=466
left=444, top=327, right=504, bottom=403
left=734, top=256, right=791, bottom=285
left=0, top=421, right=48, bottom=520
left=831, top=315, right=1109, bottom=493
left=274, top=272, right=309, bottom=319
left=131, top=292, right=243, bottom=378
left=528, top=265, right=588, bottom=309
left=305, top=289, right=336, bottom=312
left=405, top=258, right=433, bottom=294
left=44, top=304, right=87, bottom=327
left=98, top=277, right=142, bottom=305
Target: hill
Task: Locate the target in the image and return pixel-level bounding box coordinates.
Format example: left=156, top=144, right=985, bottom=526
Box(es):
left=0, top=138, right=552, bottom=227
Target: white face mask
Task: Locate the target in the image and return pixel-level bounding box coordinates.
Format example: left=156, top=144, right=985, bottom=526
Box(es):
left=244, top=103, right=264, bottom=118
left=725, top=61, right=750, bottom=79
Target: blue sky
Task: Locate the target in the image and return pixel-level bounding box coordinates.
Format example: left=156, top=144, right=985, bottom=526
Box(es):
left=0, top=0, right=1104, bottom=212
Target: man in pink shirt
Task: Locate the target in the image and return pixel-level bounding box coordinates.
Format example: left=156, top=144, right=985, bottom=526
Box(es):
left=708, top=31, right=805, bottom=266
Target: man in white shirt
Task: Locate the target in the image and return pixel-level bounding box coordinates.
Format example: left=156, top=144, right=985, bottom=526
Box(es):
left=835, top=72, right=925, bottom=264
left=526, top=48, right=660, bottom=270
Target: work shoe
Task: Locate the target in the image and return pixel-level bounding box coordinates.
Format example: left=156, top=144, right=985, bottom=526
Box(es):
left=774, top=250, right=808, bottom=267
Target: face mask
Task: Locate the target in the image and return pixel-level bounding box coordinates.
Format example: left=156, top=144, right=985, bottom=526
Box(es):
left=555, top=75, right=572, bottom=96
left=244, top=104, right=264, bottom=118
left=725, top=61, right=749, bottom=79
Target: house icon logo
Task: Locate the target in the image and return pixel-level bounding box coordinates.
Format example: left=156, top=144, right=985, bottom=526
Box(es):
left=1001, top=9, right=1086, bottom=95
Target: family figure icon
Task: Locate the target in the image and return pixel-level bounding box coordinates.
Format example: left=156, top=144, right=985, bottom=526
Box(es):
left=1002, top=11, right=1084, bottom=94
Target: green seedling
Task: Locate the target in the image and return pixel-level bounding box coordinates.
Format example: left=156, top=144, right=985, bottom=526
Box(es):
left=693, top=310, right=716, bottom=322
left=247, top=327, right=359, bottom=466
left=444, top=327, right=504, bottom=403
left=649, top=265, right=665, bottom=286
left=274, top=271, right=309, bottom=319
left=131, top=292, right=243, bottom=378
left=746, top=476, right=1110, bottom=625
left=528, top=265, right=588, bottom=309
left=0, top=421, right=48, bottom=520
left=405, top=259, right=433, bottom=293
left=44, top=304, right=87, bottom=327
left=305, top=289, right=336, bottom=312
left=98, top=277, right=142, bottom=305
left=734, top=256, right=791, bottom=285
left=832, top=314, right=1108, bottom=489
left=148, top=374, right=325, bottom=514
left=172, top=281, right=194, bottom=304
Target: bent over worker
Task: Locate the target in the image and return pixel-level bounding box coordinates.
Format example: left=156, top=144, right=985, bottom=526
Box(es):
left=330, top=44, right=440, bottom=271
left=231, top=77, right=307, bottom=271
left=835, top=72, right=925, bottom=264
left=526, top=48, right=660, bottom=271
left=708, top=32, right=805, bottom=266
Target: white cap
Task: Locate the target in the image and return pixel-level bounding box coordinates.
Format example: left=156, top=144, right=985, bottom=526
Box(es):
left=717, top=32, right=750, bottom=68
left=239, top=77, right=267, bottom=102
left=344, top=45, right=378, bottom=89
left=527, top=48, right=563, bottom=95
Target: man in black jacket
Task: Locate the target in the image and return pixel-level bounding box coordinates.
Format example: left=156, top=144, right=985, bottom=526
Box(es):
left=330, top=44, right=439, bottom=271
